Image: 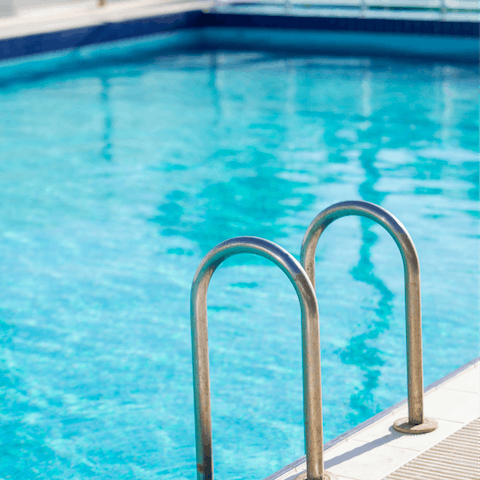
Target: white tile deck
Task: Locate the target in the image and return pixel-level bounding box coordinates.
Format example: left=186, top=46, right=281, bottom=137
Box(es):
left=0, top=0, right=213, bottom=41
left=215, top=3, right=479, bottom=22
left=269, top=359, right=479, bottom=480
left=383, top=418, right=479, bottom=480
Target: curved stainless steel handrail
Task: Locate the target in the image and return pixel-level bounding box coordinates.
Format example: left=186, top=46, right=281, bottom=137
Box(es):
left=191, top=236, right=336, bottom=480
left=301, top=201, right=437, bottom=433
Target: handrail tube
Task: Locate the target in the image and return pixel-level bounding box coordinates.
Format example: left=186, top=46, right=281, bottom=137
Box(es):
left=191, top=236, right=333, bottom=480
left=300, top=201, right=424, bottom=426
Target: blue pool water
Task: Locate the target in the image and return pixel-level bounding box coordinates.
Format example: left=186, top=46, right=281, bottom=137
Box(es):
left=0, top=37, right=478, bottom=480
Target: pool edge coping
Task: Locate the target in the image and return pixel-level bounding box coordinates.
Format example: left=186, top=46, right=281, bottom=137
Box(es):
left=263, top=356, right=480, bottom=480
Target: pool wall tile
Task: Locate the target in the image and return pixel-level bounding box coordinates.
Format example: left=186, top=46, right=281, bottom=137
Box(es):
left=202, top=13, right=480, bottom=37
left=0, top=8, right=479, bottom=63
left=0, top=29, right=202, bottom=86
left=200, top=26, right=479, bottom=62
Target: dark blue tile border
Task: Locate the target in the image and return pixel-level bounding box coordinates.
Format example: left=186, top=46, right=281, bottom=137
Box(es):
left=0, top=10, right=202, bottom=61
left=0, top=8, right=478, bottom=62
left=202, top=12, right=480, bottom=37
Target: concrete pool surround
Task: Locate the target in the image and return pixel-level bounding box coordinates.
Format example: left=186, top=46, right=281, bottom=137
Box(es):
left=268, top=358, right=479, bottom=480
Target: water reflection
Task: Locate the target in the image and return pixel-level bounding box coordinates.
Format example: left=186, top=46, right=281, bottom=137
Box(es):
left=100, top=76, right=113, bottom=161
left=149, top=54, right=315, bottom=255
left=343, top=215, right=394, bottom=423
left=341, top=71, right=395, bottom=424
left=151, top=150, right=315, bottom=255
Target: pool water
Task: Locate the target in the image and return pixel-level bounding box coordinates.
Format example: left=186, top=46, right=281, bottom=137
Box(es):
left=0, top=40, right=478, bottom=480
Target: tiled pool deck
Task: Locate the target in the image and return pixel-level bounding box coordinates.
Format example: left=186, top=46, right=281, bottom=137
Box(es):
left=266, top=358, right=479, bottom=480
left=0, top=0, right=211, bottom=41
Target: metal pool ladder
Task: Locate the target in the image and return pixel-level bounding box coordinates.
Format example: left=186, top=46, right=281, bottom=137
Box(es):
left=190, top=236, right=337, bottom=480
left=301, top=200, right=437, bottom=434
left=189, top=202, right=438, bottom=480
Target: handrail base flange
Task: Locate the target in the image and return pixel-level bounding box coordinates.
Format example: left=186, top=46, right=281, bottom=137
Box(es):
left=295, top=471, right=338, bottom=480
left=393, top=417, right=438, bottom=434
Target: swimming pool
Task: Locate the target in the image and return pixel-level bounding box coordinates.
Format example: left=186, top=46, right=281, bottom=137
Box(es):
left=0, top=36, right=478, bottom=480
